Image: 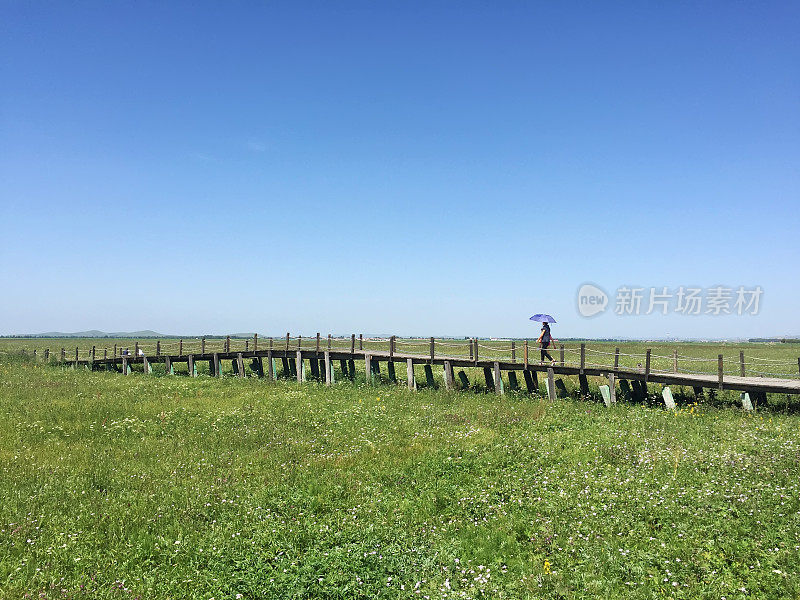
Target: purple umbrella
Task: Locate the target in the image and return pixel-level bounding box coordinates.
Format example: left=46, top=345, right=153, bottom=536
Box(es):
left=529, top=314, right=557, bottom=323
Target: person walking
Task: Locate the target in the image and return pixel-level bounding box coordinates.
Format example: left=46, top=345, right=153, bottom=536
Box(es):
left=538, top=322, right=555, bottom=363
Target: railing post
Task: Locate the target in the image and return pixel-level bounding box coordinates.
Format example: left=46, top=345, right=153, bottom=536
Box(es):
left=179, top=339, right=183, bottom=355
left=350, top=334, right=355, bottom=354
left=359, top=334, right=363, bottom=350
left=201, top=337, right=206, bottom=354
left=389, top=335, right=395, bottom=359
left=430, top=337, right=435, bottom=361
left=645, top=349, right=651, bottom=381
left=524, top=341, right=529, bottom=368
left=254, top=333, right=258, bottom=352
left=560, top=345, right=565, bottom=366
left=328, top=334, right=332, bottom=350
left=580, top=343, right=585, bottom=374
left=316, top=333, right=320, bottom=354
left=614, top=347, right=620, bottom=371
left=474, top=338, right=478, bottom=364
left=156, top=340, right=161, bottom=356
left=511, top=341, right=516, bottom=363
left=469, top=339, right=474, bottom=361
left=226, top=336, right=231, bottom=353
left=286, top=333, right=290, bottom=351
left=135, top=342, right=139, bottom=357
left=718, top=354, right=724, bottom=390
left=673, top=349, right=678, bottom=373
left=298, top=335, right=302, bottom=350
left=740, top=351, right=745, bottom=377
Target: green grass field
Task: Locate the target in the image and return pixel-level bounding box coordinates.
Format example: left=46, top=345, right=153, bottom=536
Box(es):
left=1, top=341, right=800, bottom=598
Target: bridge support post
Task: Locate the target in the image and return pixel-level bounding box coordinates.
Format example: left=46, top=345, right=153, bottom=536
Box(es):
left=237, top=353, right=245, bottom=378
left=324, top=351, right=332, bottom=386
left=662, top=386, right=676, bottom=410
left=608, top=373, right=616, bottom=404
left=165, top=356, right=173, bottom=375
left=546, top=367, right=555, bottom=401
left=599, top=385, right=611, bottom=407
left=251, top=357, right=264, bottom=378
left=493, top=362, right=503, bottom=395
left=297, top=351, right=304, bottom=383
left=458, top=370, right=469, bottom=389
left=578, top=374, right=590, bottom=400
left=371, top=357, right=381, bottom=382
left=387, top=361, right=396, bottom=383
left=483, top=367, right=494, bottom=392
left=407, top=358, right=415, bottom=390
left=122, top=356, right=129, bottom=376
left=507, top=371, right=519, bottom=391
left=213, top=353, right=220, bottom=377
left=188, top=354, right=196, bottom=377
left=424, top=364, right=435, bottom=388
left=365, top=354, right=372, bottom=384
left=443, top=361, right=454, bottom=391
left=523, top=369, right=536, bottom=394
left=309, top=357, right=320, bottom=380
left=142, top=356, right=151, bottom=375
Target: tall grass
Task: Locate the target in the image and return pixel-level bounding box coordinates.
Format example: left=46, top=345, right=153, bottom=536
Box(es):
left=1, top=358, right=799, bottom=598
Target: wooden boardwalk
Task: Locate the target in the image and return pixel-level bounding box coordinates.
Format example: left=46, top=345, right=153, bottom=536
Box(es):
left=57, top=335, right=800, bottom=400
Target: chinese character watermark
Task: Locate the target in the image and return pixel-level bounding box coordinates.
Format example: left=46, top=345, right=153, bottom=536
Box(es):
left=576, top=284, right=762, bottom=317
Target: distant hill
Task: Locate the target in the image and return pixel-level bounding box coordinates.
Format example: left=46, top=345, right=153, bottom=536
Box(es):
left=19, top=330, right=167, bottom=338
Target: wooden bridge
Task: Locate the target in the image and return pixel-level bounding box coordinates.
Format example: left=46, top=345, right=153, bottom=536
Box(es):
left=46, top=334, right=800, bottom=408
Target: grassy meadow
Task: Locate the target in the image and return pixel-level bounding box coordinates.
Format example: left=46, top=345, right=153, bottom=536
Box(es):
left=1, top=340, right=800, bottom=598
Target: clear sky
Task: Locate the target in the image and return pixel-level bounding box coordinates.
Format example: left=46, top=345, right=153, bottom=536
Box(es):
left=1, top=1, right=798, bottom=339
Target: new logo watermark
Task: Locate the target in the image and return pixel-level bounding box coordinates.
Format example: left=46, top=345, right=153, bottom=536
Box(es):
left=577, top=283, right=609, bottom=317
left=576, top=284, right=762, bottom=317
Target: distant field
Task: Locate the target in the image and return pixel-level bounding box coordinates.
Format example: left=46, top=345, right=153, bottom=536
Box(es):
left=1, top=352, right=800, bottom=598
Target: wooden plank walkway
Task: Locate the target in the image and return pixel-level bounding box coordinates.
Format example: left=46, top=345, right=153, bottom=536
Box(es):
left=64, top=342, right=800, bottom=396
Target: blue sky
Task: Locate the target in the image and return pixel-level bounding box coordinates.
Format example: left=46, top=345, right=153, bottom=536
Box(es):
left=1, top=1, right=798, bottom=339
